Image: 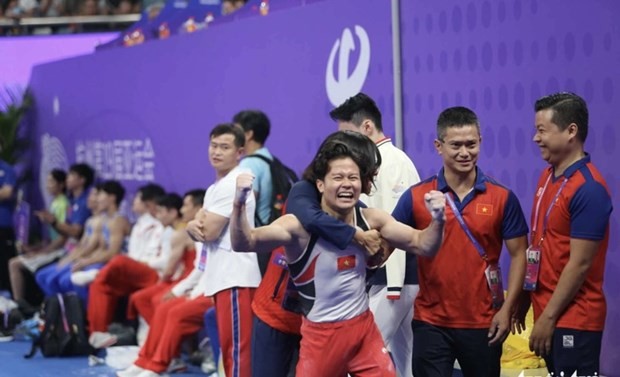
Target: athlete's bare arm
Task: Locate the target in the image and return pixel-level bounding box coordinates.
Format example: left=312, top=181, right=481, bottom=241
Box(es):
left=363, top=190, right=446, bottom=257
left=230, top=173, right=309, bottom=258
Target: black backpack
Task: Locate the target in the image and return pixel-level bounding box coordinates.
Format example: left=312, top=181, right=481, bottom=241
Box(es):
left=25, top=293, right=91, bottom=358
left=245, top=154, right=298, bottom=226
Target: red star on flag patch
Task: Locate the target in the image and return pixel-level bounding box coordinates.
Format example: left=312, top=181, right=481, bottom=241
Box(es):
left=476, top=203, right=493, bottom=216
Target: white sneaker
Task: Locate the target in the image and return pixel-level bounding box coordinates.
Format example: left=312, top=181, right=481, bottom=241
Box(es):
left=71, top=269, right=100, bottom=286
left=88, top=331, right=118, bottom=349
left=116, top=364, right=146, bottom=377
left=136, top=370, right=163, bottom=377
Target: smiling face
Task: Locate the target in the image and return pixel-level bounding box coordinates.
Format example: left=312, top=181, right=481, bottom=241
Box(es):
left=533, top=108, right=575, bottom=166
left=316, top=157, right=362, bottom=217
left=435, top=124, right=481, bottom=176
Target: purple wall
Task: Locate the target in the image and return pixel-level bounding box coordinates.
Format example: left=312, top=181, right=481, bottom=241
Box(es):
left=0, top=33, right=118, bottom=88
left=29, top=0, right=392, bottom=199
left=401, top=0, right=620, bottom=374
left=27, top=0, right=619, bottom=373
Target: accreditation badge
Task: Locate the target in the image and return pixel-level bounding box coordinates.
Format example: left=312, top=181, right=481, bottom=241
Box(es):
left=523, top=245, right=541, bottom=291
left=485, top=264, right=505, bottom=309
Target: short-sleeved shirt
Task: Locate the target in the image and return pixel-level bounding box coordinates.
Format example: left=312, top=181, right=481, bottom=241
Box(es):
left=0, top=160, right=17, bottom=228
left=530, top=155, right=612, bottom=331
left=49, top=194, right=69, bottom=240
left=202, top=165, right=262, bottom=296
left=240, top=147, right=273, bottom=225
left=67, top=189, right=92, bottom=227
left=392, top=167, right=528, bottom=328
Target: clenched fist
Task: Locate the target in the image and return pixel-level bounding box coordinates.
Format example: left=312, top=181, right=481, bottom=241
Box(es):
left=424, top=190, right=446, bottom=223
left=235, top=173, right=255, bottom=206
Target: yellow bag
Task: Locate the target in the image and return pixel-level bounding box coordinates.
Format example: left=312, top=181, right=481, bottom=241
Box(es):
left=501, top=306, right=546, bottom=369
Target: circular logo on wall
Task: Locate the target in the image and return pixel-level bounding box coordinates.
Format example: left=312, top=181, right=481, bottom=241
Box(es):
left=325, top=25, right=371, bottom=107
left=40, top=133, right=69, bottom=208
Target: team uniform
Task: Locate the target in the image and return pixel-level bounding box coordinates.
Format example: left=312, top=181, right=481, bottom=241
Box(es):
left=251, top=180, right=364, bottom=377
left=250, top=246, right=302, bottom=377
left=392, top=168, right=528, bottom=377
left=36, top=210, right=115, bottom=304
left=202, top=165, right=262, bottom=377
left=127, top=242, right=198, bottom=324
left=365, top=137, right=420, bottom=377
left=291, top=206, right=395, bottom=377
left=132, top=241, right=215, bottom=374
left=87, top=214, right=164, bottom=332
left=530, top=155, right=612, bottom=375
left=23, top=189, right=91, bottom=273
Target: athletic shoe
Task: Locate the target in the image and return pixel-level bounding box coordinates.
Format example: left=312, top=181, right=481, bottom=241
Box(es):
left=70, top=269, right=99, bottom=286
left=88, top=331, right=118, bottom=349
left=116, top=364, right=146, bottom=377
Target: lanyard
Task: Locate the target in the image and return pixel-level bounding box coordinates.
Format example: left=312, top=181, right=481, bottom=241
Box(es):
left=445, top=193, right=487, bottom=260
left=532, top=173, right=568, bottom=245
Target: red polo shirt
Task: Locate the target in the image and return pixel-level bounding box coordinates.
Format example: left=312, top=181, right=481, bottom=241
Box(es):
left=530, top=155, right=612, bottom=331
left=392, top=167, right=528, bottom=328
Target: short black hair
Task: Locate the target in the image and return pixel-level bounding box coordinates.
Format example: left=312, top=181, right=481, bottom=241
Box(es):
left=436, top=106, right=480, bottom=140
left=210, top=123, right=245, bottom=148
left=184, top=189, right=206, bottom=207
left=329, top=92, right=383, bottom=132
left=156, top=192, right=183, bottom=216
left=49, top=169, right=67, bottom=187
left=100, top=180, right=125, bottom=207
left=137, top=183, right=165, bottom=203
left=303, top=131, right=381, bottom=195
left=233, top=110, right=271, bottom=145
left=535, top=92, right=589, bottom=143
left=69, top=163, right=95, bottom=188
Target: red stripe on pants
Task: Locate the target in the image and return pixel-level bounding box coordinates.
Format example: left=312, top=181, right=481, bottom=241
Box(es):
left=134, top=295, right=213, bottom=373
left=87, top=255, right=159, bottom=332
left=215, top=287, right=255, bottom=377
left=127, top=281, right=173, bottom=323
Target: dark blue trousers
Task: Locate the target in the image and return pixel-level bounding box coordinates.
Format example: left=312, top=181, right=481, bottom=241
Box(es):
left=544, top=327, right=602, bottom=377
left=251, top=315, right=300, bottom=377
left=412, top=320, right=501, bottom=377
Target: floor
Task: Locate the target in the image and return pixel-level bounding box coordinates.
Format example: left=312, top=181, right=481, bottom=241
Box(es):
left=0, top=340, right=207, bottom=377
left=0, top=338, right=557, bottom=377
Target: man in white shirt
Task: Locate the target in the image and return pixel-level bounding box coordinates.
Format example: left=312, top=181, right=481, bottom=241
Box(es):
left=117, top=124, right=261, bottom=377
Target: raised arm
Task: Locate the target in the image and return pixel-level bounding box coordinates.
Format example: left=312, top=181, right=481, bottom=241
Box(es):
left=368, top=190, right=446, bottom=257
left=231, top=173, right=300, bottom=253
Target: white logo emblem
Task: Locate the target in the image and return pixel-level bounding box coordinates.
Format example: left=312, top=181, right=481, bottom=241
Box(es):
left=562, top=335, right=574, bottom=348
left=325, top=25, right=371, bottom=106
left=40, top=133, right=69, bottom=208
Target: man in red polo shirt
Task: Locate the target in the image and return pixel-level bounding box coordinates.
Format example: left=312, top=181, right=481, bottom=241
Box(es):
left=392, top=106, right=529, bottom=376
left=528, top=92, right=612, bottom=376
